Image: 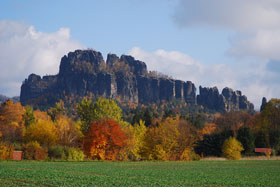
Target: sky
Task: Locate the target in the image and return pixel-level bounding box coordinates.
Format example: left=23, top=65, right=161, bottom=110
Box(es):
left=1, top=0, right=280, bottom=109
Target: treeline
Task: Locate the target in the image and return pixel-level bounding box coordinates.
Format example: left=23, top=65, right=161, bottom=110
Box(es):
left=0, top=97, right=279, bottom=161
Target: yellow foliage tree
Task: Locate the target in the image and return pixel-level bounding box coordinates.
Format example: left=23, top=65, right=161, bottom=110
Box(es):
left=142, top=117, right=179, bottom=160
left=119, top=120, right=147, bottom=160
left=222, top=137, right=244, bottom=160
left=24, top=119, right=58, bottom=147
left=55, top=115, right=82, bottom=146
left=176, top=119, right=198, bottom=160
left=0, top=100, right=25, bottom=142
left=0, top=142, right=14, bottom=160
left=34, top=110, right=50, bottom=121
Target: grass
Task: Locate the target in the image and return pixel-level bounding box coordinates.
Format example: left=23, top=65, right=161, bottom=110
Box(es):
left=0, top=160, right=280, bottom=186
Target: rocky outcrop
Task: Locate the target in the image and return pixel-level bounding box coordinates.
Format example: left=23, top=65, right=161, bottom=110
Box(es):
left=260, top=97, right=267, bottom=112
left=197, top=86, right=254, bottom=112
left=0, top=95, right=20, bottom=104
left=20, top=49, right=254, bottom=112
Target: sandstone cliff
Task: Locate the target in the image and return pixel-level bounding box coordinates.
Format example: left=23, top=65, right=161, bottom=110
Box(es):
left=20, top=49, right=254, bottom=112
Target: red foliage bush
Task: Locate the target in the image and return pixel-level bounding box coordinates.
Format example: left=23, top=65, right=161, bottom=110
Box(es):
left=84, top=119, right=127, bottom=160
left=22, top=141, right=47, bottom=160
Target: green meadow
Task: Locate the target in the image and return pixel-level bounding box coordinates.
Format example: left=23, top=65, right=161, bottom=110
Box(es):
left=0, top=160, right=280, bottom=186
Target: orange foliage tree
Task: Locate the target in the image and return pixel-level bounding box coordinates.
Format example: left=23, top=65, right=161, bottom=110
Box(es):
left=84, top=119, right=127, bottom=160
left=0, top=100, right=25, bottom=142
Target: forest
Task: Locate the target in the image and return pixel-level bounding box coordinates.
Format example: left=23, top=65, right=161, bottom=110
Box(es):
left=0, top=96, right=279, bottom=161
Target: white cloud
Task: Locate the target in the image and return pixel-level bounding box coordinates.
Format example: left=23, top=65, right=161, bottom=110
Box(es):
left=174, top=0, right=280, bottom=60
left=129, top=47, right=279, bottom=109
left=174, top=0, right=280, bottom=31
left=228, top=29, right=280, bottom=59
left=0, top=20, right=84, bottom=96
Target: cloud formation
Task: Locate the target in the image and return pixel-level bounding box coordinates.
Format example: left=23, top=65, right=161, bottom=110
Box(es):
left=0, top=20, right=83, bottom=96
left=174, top=0, right=280, bottom=31
left=173, top=0, right=280, bottom=60
left=129, top=47, right=279, bottom=109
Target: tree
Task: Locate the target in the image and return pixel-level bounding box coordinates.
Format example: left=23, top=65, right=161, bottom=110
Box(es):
left=24, top=119, right=58, bottom=147
left=22, top=106, right=36, bottom=127
left=186, top=113, right=206, bottom=130
left=258, top=99, right=280, bottom=132
left=48, top=100, right=66, bottom=121
left=55, top=115, right=82, bottom=146
left=77, top=97, right=123, bottom=133
left=22, top=141, right=47, bottom=160
left=222, top=137, right=244, bottom=160
left=77, top=98, right=95, bottom=132
left=121, top=120, right=147, bottom=160
left=255, top=130, right=269, bottom=148
left=84, top=120, right=127, bottom=160
left=269, top=130, right=280, bottom=154
left=142, top=117, right=179, bottom=160
left=195, top=129, right=234, bottom=157
left=0, top=100, right=25, bottom=142
left=237, top=126, right=255, bottom=154
left=216, top=111, right=252, bottom=134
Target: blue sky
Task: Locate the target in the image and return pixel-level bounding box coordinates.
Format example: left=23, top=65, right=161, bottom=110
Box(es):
left=1, top=0, right=280, bottom=108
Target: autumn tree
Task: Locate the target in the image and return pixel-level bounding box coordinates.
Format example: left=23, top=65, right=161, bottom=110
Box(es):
left=34, top=110, right=50, bottom=121
left=55, top=115, right=82, bottom=146
left=142, top=117, right=179, bottom=160
left=24, top=119, right=58, bottom=147
left=77, top=97, right=124, bottom=133
left=120, top=120, right=147, bottom=160
left=258, top=99, right=280, bottom=131
left=48, top=100, right=66, bottom=121
left=176, top=119, right=199, bottom=160
left=22, top=106, right=36, bottom=127
left=216, top=111, right=252, bottom=134
left=84, top=119, right=127, bottom=160
left=195, top=129, right=234, bottom=157
left=0, top=100, right=25, bottom=142
left=222, top=137, right=244, bottom=160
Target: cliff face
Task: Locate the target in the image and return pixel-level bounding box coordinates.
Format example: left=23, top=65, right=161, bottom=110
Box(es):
left=197, top=86, right=254, bottom=112
left=20, top=49, right=254, bottom=112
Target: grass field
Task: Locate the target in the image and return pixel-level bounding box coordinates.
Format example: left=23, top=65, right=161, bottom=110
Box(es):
left=0, top=160, right=280, bottom=186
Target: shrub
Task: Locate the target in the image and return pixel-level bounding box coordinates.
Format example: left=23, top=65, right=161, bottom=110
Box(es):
left=222, top=137, right=244, bottom=160
left=190, top=152, right=201, bottom=161
left=180, top=148, right=201, bottom=161
left=64, top=147, right=84, bottom=161
left=22, top=141, right=47, bottom=160
left=0, top=142, right=14, bottom=160
left=48, top=146, right=66, bottom=159
left=48, top=146, right=84, bottom=161
left=180, top=148, right=191, bottom=161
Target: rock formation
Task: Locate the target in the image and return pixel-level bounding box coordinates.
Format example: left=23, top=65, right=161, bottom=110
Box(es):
left=20, top=49, right=254, bottom=112
left=197, top=86, right=254, bottom=112
left=260, top=97, right=267, bottom=111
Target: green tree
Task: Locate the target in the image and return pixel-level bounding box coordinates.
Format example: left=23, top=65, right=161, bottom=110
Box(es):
left=23, top=106, right=36, bottom=127
left=124, top=120, right=147, bottom=160
left=77, top=98, right=95, bottom=133
left=237, top=126, right=255, bottom=154
left=258, top=99, right=280, bottom=132
left=269, top=130, right=280, bottom=154
left=48, top=100, right=66, bottom=122
left=255, top=130, right=269, bottom=148
left=77, top=97, right=123, bottom=133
